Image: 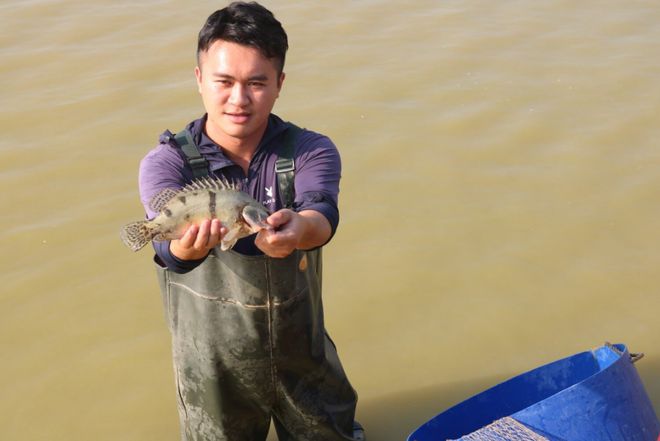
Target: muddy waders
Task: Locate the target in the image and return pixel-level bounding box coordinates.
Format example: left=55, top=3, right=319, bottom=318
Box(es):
left=154, top=125, right=361, bottom=441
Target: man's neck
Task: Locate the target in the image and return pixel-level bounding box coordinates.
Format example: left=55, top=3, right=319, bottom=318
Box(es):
left=205, top=122, right=268, bottom=175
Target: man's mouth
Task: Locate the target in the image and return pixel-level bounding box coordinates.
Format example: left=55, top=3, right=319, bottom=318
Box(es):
left=225, top=112, right=251, bottom=124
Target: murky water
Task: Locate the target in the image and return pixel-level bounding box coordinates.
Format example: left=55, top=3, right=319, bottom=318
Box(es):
left=1, top=1, right=659, bottom=439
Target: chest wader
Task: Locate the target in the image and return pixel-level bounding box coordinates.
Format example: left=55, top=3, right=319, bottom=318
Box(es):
left=155, top=124, right=359, bottom=441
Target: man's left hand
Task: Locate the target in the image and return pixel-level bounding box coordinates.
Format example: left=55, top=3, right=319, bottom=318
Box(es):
left=255, top=209, right=331, bottom=258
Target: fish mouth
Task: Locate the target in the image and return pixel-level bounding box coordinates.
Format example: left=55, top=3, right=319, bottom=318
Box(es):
left=245, top=217, right=272, bottom=232
left=242, top=205, right=272, bottom=232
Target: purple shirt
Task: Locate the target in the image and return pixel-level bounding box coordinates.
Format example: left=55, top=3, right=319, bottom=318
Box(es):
left=138, top=114, right=341, bottom=272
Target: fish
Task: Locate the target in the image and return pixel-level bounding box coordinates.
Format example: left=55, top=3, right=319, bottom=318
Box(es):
left=120, top=177, right=271, bottom=252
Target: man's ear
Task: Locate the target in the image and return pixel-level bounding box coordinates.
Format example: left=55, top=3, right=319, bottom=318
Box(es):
left=194, top=65, right=203, bottom=94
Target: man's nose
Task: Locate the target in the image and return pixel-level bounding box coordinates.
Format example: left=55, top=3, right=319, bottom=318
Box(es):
left=228, top=83, right=249, bottom=106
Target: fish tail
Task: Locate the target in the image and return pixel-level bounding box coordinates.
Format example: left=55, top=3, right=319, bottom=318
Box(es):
left=120, top=220, right=153, bottom=252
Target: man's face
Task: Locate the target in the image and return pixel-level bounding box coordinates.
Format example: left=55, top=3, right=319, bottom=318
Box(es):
left=195, top=40, right=284, bottom=146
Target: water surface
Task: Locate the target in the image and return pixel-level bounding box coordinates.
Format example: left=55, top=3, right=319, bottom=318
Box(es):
left=1, top=1, right=659, bottom=439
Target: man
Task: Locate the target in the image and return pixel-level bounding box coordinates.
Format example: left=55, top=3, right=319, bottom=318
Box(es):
left=137, top=2, right=364, bottom=440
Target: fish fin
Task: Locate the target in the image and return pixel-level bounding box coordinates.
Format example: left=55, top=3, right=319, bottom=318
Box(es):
left=183, top=176, right=239, bottom=192
left=120, top=220, right=153, bottom=252
left=242, top=205, right=271, bottom=232
left=148, top=188, right=179, bottom=212
left=220, top=226, right=241, bottom=251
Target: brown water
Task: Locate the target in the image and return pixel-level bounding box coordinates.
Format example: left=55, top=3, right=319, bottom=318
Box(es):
left=2, top=1, right=659, bottom=440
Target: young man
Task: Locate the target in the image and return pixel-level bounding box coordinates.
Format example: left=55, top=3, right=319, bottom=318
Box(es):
left=137, top=2, right=364, bottom=440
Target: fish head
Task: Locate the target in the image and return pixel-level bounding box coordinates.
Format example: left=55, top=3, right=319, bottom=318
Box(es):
left=242, top=204, right=272, bottom=233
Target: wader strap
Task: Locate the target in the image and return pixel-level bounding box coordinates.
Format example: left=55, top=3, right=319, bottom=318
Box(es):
left=276, top=123, right=302, bottom=209
left=174, top=129, right=209, bottom=179
left=174, top=124, right=300, bottom=207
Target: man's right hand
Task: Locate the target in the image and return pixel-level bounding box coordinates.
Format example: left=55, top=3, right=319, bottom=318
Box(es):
left=170, top=218, right=226, bottom=261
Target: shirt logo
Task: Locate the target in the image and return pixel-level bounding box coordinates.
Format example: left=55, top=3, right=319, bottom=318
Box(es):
left=264, top=186, right=275, bottom=206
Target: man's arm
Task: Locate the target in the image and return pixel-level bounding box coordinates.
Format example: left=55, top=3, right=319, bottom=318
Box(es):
left=255, top=129, right=342, bottom=258
left=139, top=136, right=222, bottom=271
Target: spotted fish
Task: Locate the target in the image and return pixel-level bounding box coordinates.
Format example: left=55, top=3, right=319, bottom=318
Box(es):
left=120, top=177, right=271, bottom=252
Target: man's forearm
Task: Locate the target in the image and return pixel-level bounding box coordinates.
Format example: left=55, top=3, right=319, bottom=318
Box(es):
left=296, top=209, right=332, bottom=250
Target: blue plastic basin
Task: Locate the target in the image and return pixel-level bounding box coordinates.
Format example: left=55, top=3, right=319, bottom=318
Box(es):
left=408, top=343, right=660, bottom=441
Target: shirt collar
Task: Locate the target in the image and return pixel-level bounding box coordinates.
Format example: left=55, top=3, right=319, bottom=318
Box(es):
left=189, top=114, right=289, bottom=172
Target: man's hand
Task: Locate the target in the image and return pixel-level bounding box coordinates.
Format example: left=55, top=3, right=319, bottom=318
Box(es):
left=170, top=218, right=226, bottom=261
left=255, top=209, right=331, bottom=258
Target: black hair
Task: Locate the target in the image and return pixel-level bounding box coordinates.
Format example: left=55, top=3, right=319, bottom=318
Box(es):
left=197, top=2, right=288, bottom=74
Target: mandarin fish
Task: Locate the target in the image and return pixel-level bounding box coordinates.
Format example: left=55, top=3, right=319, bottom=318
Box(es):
left=120, top=177, right=271, bottom=252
